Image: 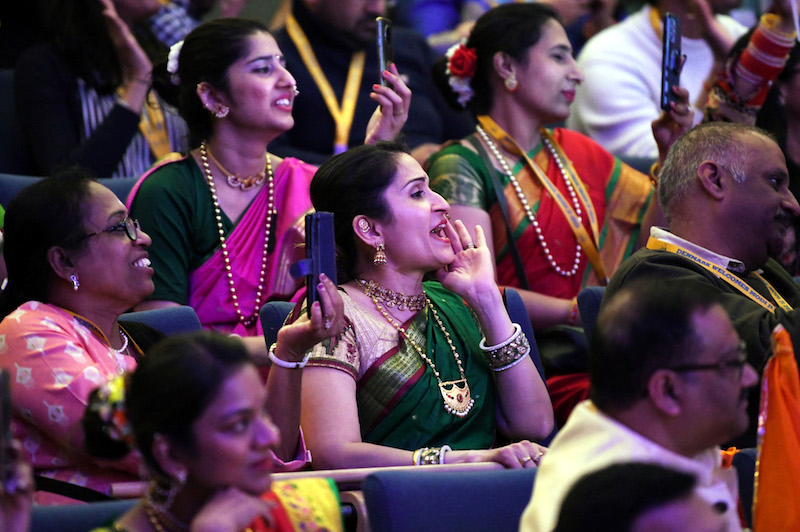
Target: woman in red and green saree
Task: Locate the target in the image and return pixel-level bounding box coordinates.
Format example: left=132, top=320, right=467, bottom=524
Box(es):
left=128, top=18, right=411, bottom=359
left=301, top=142, right=553, bottom=470
left=85, top=331, right=345, bottom=532
left=426, top=4, right=692, bottom=424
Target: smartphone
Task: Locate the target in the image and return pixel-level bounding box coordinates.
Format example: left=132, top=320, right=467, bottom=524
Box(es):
left=292, top=212, right=338, bottom=317
left=377, top=17, right=394, bottom=87
left=660, top=12, right=682, bottom=111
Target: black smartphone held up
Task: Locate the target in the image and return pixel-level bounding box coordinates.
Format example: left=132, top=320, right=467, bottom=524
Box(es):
left=377, top=16, right=394, bottom=86
left=290, top=212, right=338, bottom=317
left=660, top=12, right=682, bottom=111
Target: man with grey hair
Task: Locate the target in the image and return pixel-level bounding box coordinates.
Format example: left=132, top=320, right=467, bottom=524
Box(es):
left=604, top=121, right=800, bottom=447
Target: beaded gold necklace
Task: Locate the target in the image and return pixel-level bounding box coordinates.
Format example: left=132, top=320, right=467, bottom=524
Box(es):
left=199, top=141, right=275, bottom=328
left=362, top=282, right=474, bottom=417
left=356, top=278, right=426, bottom=311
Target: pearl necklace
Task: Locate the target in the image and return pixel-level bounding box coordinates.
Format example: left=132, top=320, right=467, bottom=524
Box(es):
left=364, top=284, right=474, bottom=417
left=476, top=126, right=583, bottom=277
left=356, top=278, right=426, bottom=311
left=110, top=329, right=128, bottom=375
left=200, top=142, right=275, bottom=328
left=205, top=145, right=268, bottom=190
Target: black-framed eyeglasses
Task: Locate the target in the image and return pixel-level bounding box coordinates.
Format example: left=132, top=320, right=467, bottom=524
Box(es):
left=83, top=217, right=140, bottom=242
left=668, top=341, right=748, bottom=380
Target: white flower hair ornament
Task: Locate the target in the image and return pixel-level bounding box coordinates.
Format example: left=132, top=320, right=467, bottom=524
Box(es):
left=445, top=43, right=477, bottom=108
left=167, top=40, right=184, bottom=86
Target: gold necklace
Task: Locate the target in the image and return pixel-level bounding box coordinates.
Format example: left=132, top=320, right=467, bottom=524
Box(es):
left=364, top=285, right=474, bottom=417
left=200, top=141, right=275, bottom=328
left=144, top=501, right=187, bottom=532
left=356, top=278, right=426, bottom=311
left=205, top=145, right=268, bottom=190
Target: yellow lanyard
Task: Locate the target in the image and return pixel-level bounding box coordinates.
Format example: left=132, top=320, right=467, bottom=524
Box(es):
left=477, top=115, right=608, bottom=283
left=140, top=92, right=171, bottom=160
left=286, top=14, right=365, bottom=154
left=646, top=236, right=793, bottom=314
left=649, top=7, right=663, bottom=41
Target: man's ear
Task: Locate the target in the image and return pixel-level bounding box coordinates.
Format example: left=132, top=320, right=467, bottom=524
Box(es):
left=47, top=246, right=77, bottom=284
left=696, top=160, right=726, bottom=200
left=646, top=369, right=683, bottom=417
left=196, top=81, right=230, bottom=113
left=352, top=215, right=383, bottom=248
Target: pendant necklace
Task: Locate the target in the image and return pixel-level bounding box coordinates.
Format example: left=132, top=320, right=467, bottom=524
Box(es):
left=360, top=280, right=474, bottom=417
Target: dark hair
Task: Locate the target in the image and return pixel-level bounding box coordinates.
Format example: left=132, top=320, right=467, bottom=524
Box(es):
left=553, top=463, right=697, bottom=532
left=84, top=331, right=251, bottom=475
left=153, top=18, right=269, bottom=146
left=46, top=0, right=165, bottom=94
left=433, top=3, right=560, bottom=114
left=589, top=281, right=721, bottom=411
left=310, top=142, right=408, bottom=281
left=0, top=170, right=94, bottom=319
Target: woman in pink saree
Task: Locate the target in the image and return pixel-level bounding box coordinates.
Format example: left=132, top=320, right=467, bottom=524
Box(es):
left=128, top=18, right=409, bottom=356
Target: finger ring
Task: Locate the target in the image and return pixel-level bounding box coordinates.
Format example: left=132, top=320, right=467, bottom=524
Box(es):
left=324, top=318, right=332, bottom=330
left=393, top=108, right=404, bottom=116
left=534, top=452, right=544, bottom=462
left=520, top=456, right=533, bottom=465
left=464, top=244, right=478, bottom=250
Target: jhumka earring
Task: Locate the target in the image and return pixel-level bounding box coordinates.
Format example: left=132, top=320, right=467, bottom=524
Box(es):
left=373, top=241, right=387, bottom=265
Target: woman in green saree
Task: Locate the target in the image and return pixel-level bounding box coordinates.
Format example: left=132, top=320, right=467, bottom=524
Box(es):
left=301, top=142, right=553, bottom=470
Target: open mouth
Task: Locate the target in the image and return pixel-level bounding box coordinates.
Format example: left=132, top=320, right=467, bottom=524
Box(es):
left=431, top=222, right=449, bottom=241
left=275, top=98, right=291, bottom=107
left=133, top=257, right=152, bottom=268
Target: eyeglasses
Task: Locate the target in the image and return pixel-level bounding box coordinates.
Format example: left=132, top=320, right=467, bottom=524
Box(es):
left=668, top=341, right=748, bottom=380
left=83, top=217, right=140, bottom=242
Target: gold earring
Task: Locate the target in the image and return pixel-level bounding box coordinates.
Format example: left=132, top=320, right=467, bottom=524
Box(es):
left=373, top=241, right=387, bottom=265
left=504, top=74, right=518, bottom=92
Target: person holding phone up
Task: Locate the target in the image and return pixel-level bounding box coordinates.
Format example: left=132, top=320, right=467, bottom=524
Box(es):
left=300, top=142, right=552, bottom=470
left=129, top=18, right=410, bottom=360
left=426, top=4, right=693, bottom=426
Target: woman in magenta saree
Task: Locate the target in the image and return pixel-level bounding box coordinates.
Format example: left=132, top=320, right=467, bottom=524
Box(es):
left=128, top=19, right=411, bottom=349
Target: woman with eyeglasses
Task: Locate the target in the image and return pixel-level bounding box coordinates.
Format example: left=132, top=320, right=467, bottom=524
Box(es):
left=0, top=170, right=158, bottom=501
left=0, top=169, right=341, bottom=502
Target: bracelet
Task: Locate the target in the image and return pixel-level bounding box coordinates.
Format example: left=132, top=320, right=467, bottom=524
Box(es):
left=479, top=323, right=522, bottom=351
left=268, top=343, right=310, bottom=369
left=567, top=297, right=580, bottom=326
left=414, top=446, right=451, bottom=466
left=493, top=354, right=529, bottom=372
left=479, top=324, right=530, bottom=370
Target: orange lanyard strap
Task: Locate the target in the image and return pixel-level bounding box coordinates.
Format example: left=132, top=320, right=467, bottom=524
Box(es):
left=477, top=115, right=608, bottom=283
left=646, top=236, right=792, bottom=314
left=286, top=14, right=365, bottom=154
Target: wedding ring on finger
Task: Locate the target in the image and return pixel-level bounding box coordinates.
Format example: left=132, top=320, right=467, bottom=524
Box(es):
left=464, top=243, right=478, bottom=250
left=520, top=456, right=533, bottom=466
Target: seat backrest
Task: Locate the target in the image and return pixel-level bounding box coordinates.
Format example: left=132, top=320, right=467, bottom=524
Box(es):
left=577, top=285, right=606, bottom=346
left=31, top=499, right=136, bottom=532
left=118, top=305, right=202, bottom=336
left=0, top=174, right=138, bottom=208
left=504, top=287, right=558, bottom=444
left=0, top=69, right=35, bottom=175
left=260, top=301, right=296, bottom=348
left=0, top=173, right=41, bottom=207
left=364, top=468, right=536, bottom=532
